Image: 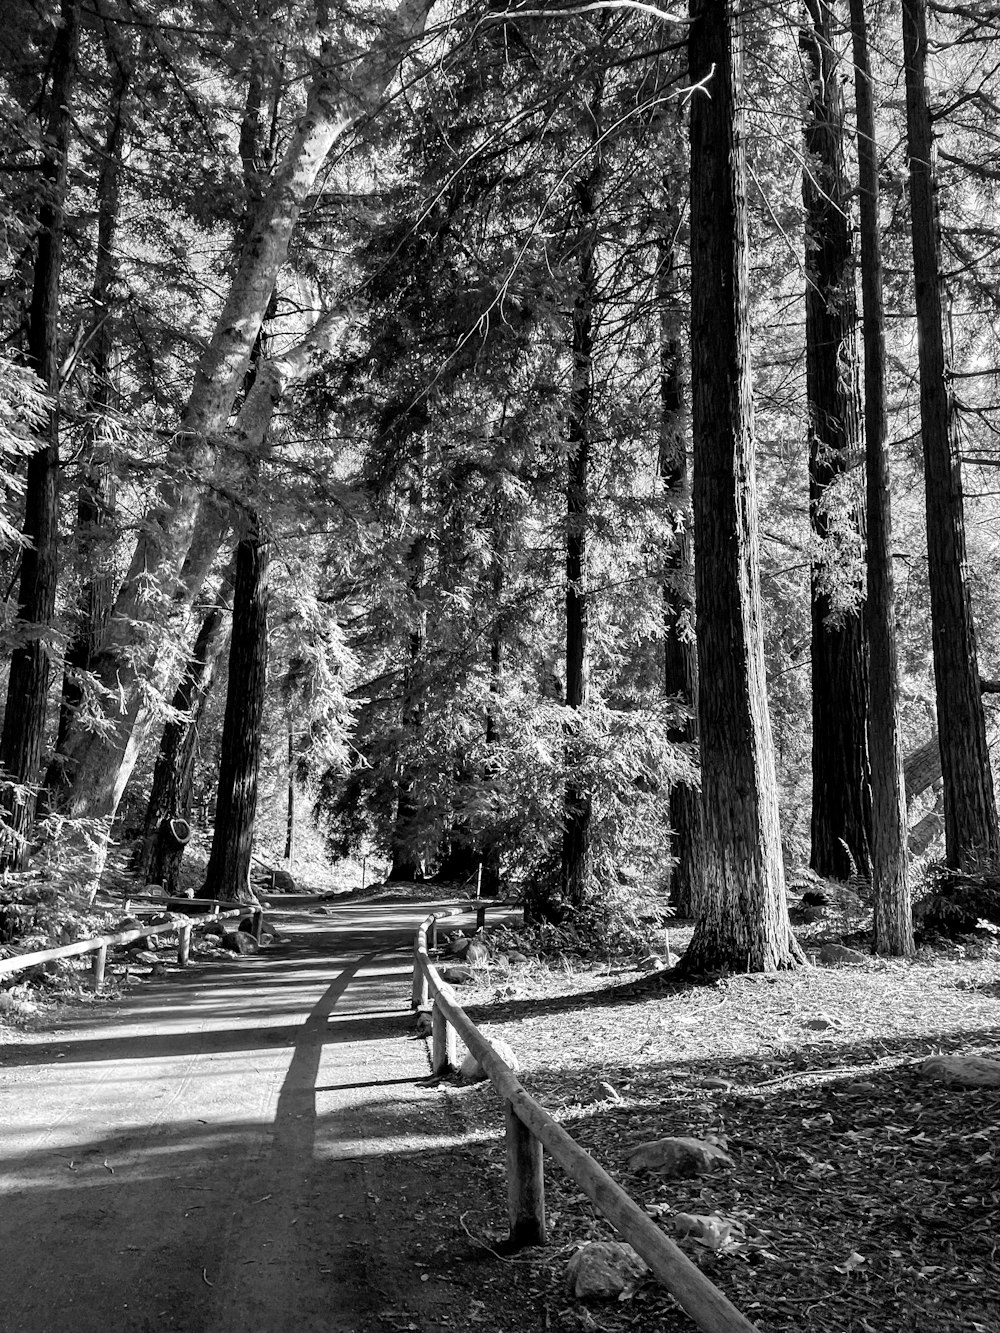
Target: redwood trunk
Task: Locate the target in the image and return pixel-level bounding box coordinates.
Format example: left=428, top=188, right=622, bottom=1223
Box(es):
left=561, top=167, right=599, bottom=910
left=681, top=0, right=802, bottom=974
left=902, top=0, right=999, bottom=869
left=51, top=28, right=131, bottom=782
left=850, top=0, right=912, bottom=953
left=658, top=234, right=701, bottom=917
left=0, top=1, right=79, bottom=869
left=802, top=1, right=873, bottom=882
left=134, top=589, right=233, bottom=891
left=388, top=505, right=426, bottom=884
left=202, top=532, right=269, bottom=902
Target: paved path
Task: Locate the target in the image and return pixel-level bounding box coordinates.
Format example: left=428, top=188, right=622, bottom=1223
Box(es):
left=0, top=898, right=482, bottom=1333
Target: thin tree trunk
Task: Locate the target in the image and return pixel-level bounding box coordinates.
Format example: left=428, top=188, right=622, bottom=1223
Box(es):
left=850, top=0, right=912, bottom=953
left=388, top=484, right=427, bottom=883
left=202, top=529, right=269, bottom=902
left=680, top=0, right=803, bottom=974
left=0, top=0, right=79, bottom=869
left=58, top=0, right=439, bottom=836
left=561, top=162, right=600, bottom=911
left=480, top=489, right=507, bottom=899
left=133, top=582, right=234, bottom=890
left=802, top=0, right=873, bottom=883
left=901, top=0, right=999, bottom=869
left=284, top=721, right=296, bottom=864
left=657, top=233, right=701, bottom=917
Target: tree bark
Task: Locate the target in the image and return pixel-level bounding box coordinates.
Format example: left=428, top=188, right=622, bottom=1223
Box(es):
left=57, top=0, right=439, bottom=835
left=50, top=21, right=132, bottom=787
left=902, top=0, right=999, bottom=869
left=802, top=0, right=873, bottom=883
left=284, top=720, right=296, bottom=864
left=388, top=480, right=427, bottom=883
left=657, top=234, right=701, bottom=917
left=561, top=162, right=600, bottom=911
left=680, top=0, right=803, bottom=974
left=133, top=581, right=234, bottom=891
left=0, top=0, right=79, bottom=869
left=850, top=0, right=912, bottom=954
left=202, top=531, right=269, bottom=902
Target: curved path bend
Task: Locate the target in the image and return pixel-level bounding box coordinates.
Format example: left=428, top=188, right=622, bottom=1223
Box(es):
left=0, top=897, right=485, bottom=1333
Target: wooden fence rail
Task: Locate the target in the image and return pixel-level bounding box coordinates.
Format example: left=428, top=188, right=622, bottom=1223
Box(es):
left=0, top=903, right=262, bottom=990
left=412, top=906, right=761, bottom=1333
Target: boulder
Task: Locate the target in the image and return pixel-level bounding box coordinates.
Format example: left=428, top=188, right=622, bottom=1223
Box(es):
left=627, top=1136, right=733, bottom=1177
left=113, top=916, right=147, bottom=942
left=220, top=930, right=258, bottom=955
left=440, top=964, right=474, bottom=985
left=272, top=869, right=296, bottom=893
left=922, top=1054, right=1000, bottom=1088
left=459, top=1037, right=519, bottom=1082
left=818, top=943, right=867, bottom=965
left=565, top=1242, right=648, bottom=1300
left=465, top=940, right=489, bottom=965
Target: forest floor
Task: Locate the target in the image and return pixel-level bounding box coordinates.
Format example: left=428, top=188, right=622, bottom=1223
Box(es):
left=1, top=886, right=998, bottom=1333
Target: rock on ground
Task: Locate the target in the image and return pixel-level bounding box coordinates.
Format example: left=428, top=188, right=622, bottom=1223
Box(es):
left=440, top=964, right=474, bottom=985
left=220, top=931, right=258, bottom=955
left=922, top=1054, right=1000, bottom=1088
left=819, top=943, right=868, bottom=965
left=565, top=1242, right=648, bottom=1299
left=627, top=1136, right=734, bottom=1177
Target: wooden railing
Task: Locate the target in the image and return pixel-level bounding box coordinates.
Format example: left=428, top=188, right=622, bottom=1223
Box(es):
left=0, top=901, right=263, bottom=992
left=412, top=905, right=760, bottom=1333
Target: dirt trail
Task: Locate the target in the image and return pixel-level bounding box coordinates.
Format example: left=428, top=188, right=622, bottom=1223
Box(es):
left=0, top=898, right=482, bottom=1333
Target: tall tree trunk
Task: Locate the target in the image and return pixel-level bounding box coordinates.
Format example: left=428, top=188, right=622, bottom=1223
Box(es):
left=680, top=0, right=803, bottom=974
left=801, top=0, right=873, bottom=883
left=57, top=0, right=439, bottom=838
left=850, top=0, right=912, bottom=953
left=561, top=164, right=600, bottom=911
left=202, top=530, right=269, bottom=902
left=388, top=485, right=427, bottom=883
left=284, top=720, right=296, bottom=864
left=133, top=584, right=234, bottom=891
left=50, top=23, right=132, bottom=787
left=901, top=0, right=998, bottom=870
left=657, top=234, right=701, bottom=917
left=0, top=0, right=79, bottom=870
left=480, top=487, right=507, bottom=899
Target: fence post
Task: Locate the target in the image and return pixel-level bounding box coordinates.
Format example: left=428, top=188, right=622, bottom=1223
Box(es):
left=476, top=902, right=486, bottom=932
left=428, top=918, right=438, bottom=950
left=251, top=907, right=263, bottom=942
left=431, top=1002, right=457, bottom=1074
left=91, top=944, right=108, bottom=993
left=411, top=945, right=428, bottom=1010
left=505, top=1100, right=545, bottom=1247
left=177, top=924, right=192, bottom=967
